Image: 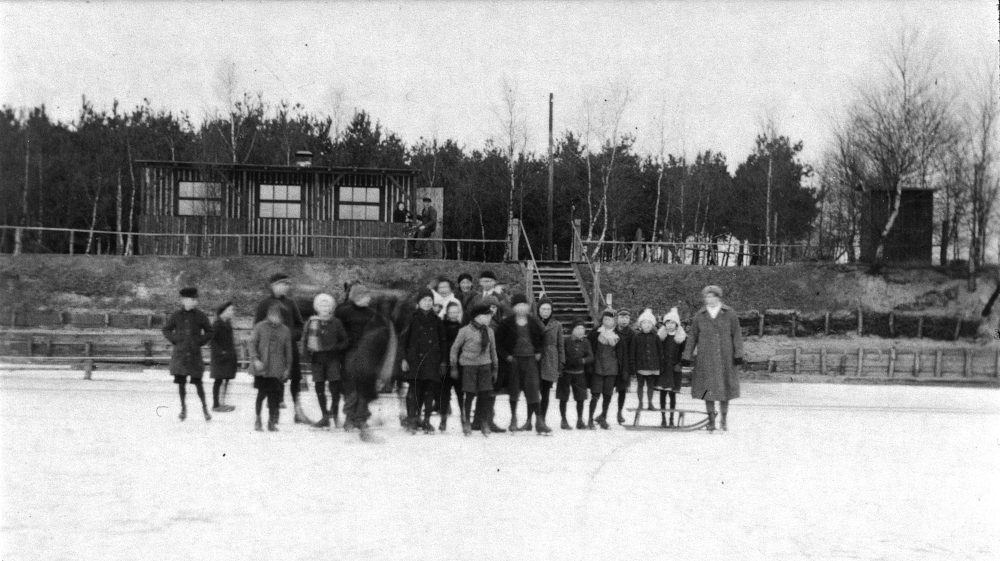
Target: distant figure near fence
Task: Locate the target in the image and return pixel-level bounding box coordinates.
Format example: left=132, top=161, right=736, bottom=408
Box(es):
left=410, top=197, right=437, bottom=257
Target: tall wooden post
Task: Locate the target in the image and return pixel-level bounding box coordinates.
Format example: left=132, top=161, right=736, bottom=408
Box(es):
left=508, top=218, right=520, bottom=261
left=546, top=93, right=554, bottom=260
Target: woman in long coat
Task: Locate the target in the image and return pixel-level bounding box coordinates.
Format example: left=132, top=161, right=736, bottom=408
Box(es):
left=681, top=285, right=743, bottom=431
left=535, top=296, right=565, bottom=435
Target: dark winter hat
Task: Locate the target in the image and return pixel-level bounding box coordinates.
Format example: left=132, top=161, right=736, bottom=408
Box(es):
left=457, top=273, right=474, bottom=284
left=179, top=287, right=199, bottom=298
left=702, top=285, right=724, bottom=298
left=416, top=287, right=435, bottom=303
left=216, top=301, right=234, bottom=315
left=617, top=309, right=631, bottom=317
left=268, top=273, right=290, bottom=285
left=511, top=293, right=529, bottom=307
left=479, top=270, right=497, bottom=280
left=571, top=320, right=587, bottom=330
left=602, top=309, right=616, bottom=319
left=469, top=304, right=494, bottom=319
left=536, top=296, right=553, bottom=309
left=480, top=296, right=500, bottom=308
left=422, top=197, right=432, bottom=203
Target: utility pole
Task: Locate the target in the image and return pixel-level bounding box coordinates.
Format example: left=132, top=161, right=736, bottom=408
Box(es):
left=765, top=154, right=772, bottom=265
left=547, top=93, right=555, bottom=260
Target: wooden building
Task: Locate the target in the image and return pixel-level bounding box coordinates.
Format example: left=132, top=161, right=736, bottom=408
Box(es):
left=136, top=158, right=439, bottom=258
left=859, top=187, right=934, bottom=263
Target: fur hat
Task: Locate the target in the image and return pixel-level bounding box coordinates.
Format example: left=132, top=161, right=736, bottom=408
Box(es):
left=702, top=285, right=723, bottom=298
left=637, top=308, right=657, bottom=326
left=536, top=295, right=553, bottom=309
left=479, top=270, right=497, bottom=280
left=179, top=287, right=198, bottom=298
left=658, top=307, right=686, bottom=343
left=480, top=295, right=500, bottom=308
left=268, top=273, right=290, bottom=285
left=468, top=304, right=494, bottom=320
left=215, top=301, right=233, bottom=315
left=416, top=287, right=435, bottom=303
left=510, top=293, right=529, bottom=307
left=312, top=293, right=335, bottom=311
left=457, top=272, right=474, bottom=284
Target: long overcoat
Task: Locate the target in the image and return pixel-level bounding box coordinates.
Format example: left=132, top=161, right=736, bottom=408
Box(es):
left=402, top=309, right=447, bottom=381
left=163, top=308, right=214, bottom=377
left=209, top=318, right=238, bottom=379
left=538, top=319, right=565, bottom=383
left=682, top=305, right=743, bottom=401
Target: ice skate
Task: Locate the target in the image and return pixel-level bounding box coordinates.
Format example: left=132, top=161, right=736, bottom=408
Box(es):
left=203, top=407, right=212, bottom=421
left=720, top=416, right=728, bottom=431
left=519, top=419, right=533, bottom=432
left=561, top=419, right=572, bottom=430
left=359, top=425, right=383, bottom=443
left=254, top=417, right=263, bottom=431
left=438, top=416, right=447, bottom=432
left=616, top=412, right=626, bottom=425
left=587, top=418, right=595, bottom=430
left=508, top=415, right=520, bottom=432
left=598, top=415, right=610, bottom=430
left=488, top=421, right=506, bottom=433
left=481, top=422, right=491, bottom=437
left=421, top=420, right=436, bottom=434
left=311, top=415, right=331, bottom=429
left=462, top=419, right=472, bottom=436
left=576, top=419, right=586, bottom=430
left=179, top=406, right=187, bottom=421
left=212, top=405, right=235, bottom=413
left=267, top=420, right=279, bottom=431
left=706, top=412, right=716, bottom=432
left=536, top=420, right=552, bottom=435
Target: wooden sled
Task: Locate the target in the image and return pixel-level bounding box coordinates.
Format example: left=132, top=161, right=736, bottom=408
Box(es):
left=623, top=407, right=710, bottom=432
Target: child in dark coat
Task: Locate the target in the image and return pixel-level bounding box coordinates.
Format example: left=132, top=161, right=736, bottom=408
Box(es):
left=558, top=321, right=594, bottom=429
left=631, top=309, right=662, bottom=410
left=250, top=303, right=293, bottom=431
left=614, top=309, right=636, bottom=424
left=304, top=293, right=350, bottom=429
left=588, top=310, right=627, bottom=429
left=163, top=287, right=214, bottom=422
left=495, top=293, right=546, bottom=432
left=438, top=302, right=464, bottom=431
left=209, top=301, right=238, bottom=413
left=657, top=307, right=687, bottom=427
left=401, top=287, right=448, bottom=433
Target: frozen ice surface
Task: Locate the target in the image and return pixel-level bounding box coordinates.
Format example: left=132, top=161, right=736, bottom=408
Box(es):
left=1, top=370, right=997, bottom=561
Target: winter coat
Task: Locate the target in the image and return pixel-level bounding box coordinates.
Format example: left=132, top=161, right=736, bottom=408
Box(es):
left=209, top=318, right=238, bottom=379
left=538, top=318, right=565, bottom=382
left=682, top=305, right=744, bottom=401
left=660, top=333, right=686, bottom=375
left=442, top=319, right=463, bottom=367
left=450, top=324, right=499, bottom=369
left=163, top=308, right=213, bottom=377
left=631, top=331, right=662, bottom=373
left=248, top=320, right=293, bottom=380
left=334, top=301, right=377, bottom=351
left=495, top=315, right=545, bottom=360
left=402, top=309, right=447, bottom=381
left=563, top=337, right=594, bottom=375
left=588, top=328, right=627, bottom=378
left=254, top=295, right=304, bottom=342
left=615, top=325, right=636, bottom=378
left=304, top=315, right=350, bottom=377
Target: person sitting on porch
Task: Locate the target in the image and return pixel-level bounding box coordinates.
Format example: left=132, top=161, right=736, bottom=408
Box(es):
left=410, top=197, right=437, bottom=257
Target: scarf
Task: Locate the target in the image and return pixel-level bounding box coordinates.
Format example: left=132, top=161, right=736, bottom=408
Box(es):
left=707, top=304, right=722, bottom=319
left=597, top=325, right=619, bottom=346
left=473, top=322, right=492, bottom=354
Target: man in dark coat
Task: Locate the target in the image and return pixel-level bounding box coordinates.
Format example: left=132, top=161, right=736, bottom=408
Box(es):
left=163, top=287, right=214, bottom=422
left=410, top=197, right=437, bottom=257
left=335, top=283, right=388, bottom=441
left=401, top=287, right=448, bottom=432
left=681, top=285, right=744, bottom=431
left=254, top=273, right=310, bottom=424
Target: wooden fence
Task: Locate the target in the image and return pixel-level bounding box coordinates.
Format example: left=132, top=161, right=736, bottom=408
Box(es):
left=763, top=345, right=1000, bottom=381
left=735, top=309, right=982, bottom=341
left=581, top=239, right=822, bottom=266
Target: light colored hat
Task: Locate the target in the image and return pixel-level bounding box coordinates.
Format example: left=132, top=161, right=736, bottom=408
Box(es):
left=313, top=293, right=335, bottom=310
left=662, top=307, right=682, bottom=326
left=637, top=308, right=657, bottom=326
left=702, top=285, right=723, bottom=298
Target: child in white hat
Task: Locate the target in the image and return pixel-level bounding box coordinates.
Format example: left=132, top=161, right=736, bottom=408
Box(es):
left=630, top=308, right=662, bottom=410
left=656, top=307, right=687, bottom=427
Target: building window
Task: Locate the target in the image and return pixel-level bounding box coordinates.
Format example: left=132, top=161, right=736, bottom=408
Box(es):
left=177, top=182, right=222, bottom=216
left=337, top=186, right=381, bottom=221
left=259, top=185, right=302, bottom=219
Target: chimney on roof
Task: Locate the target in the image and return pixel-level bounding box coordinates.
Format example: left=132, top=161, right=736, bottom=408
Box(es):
left=295, top=150, right=313, bottom=168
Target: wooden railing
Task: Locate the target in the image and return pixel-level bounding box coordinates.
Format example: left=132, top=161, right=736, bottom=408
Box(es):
left=581, top=239, right=822, bottom=266
left=0, top=224, right=510, bottom=262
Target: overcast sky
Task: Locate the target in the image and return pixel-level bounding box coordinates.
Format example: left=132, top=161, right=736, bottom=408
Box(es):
left=1, top=1, right=996, bottom=169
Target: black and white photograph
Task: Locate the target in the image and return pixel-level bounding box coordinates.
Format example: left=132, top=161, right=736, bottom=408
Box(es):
left=1, top=1, right=998, bottom=559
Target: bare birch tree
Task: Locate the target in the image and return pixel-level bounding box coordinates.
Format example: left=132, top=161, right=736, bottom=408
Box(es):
left=492, top=76, right=529, bottom=258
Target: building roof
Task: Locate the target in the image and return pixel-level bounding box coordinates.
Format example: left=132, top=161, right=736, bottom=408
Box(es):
left=135, top=160, right=418, bottom=176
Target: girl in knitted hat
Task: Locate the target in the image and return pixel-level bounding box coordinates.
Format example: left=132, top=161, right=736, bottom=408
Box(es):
left=534, top=296, right=564, bottom=435
left=630, top=308, right=662, bottom=411
left=656, top=307, right=687, bottom=427
left=304, top=293, right=350, bottom=429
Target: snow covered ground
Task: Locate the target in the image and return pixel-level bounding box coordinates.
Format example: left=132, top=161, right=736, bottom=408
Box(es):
left=2, top=370, right=997, bottom=561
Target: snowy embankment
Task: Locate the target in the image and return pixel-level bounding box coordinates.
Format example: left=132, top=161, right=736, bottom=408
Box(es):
left=1, top=370, right=997, bottom=561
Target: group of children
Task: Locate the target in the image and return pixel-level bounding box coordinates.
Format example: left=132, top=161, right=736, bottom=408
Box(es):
left=163, top=269, right=743, bottom=438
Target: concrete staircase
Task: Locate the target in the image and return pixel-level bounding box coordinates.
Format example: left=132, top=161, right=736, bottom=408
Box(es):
left=529, top=261, right=593, bottom=332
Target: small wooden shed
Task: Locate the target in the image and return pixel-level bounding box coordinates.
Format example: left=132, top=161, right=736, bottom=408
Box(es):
left=136, top=160, right=430, bottom=258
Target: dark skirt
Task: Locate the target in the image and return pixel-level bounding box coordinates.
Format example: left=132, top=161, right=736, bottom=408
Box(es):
left=210, top=358, right=238, bottom=380
left=254, top=376, right=284, bottom=390
left=656, top=366, right=682, bottom=393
